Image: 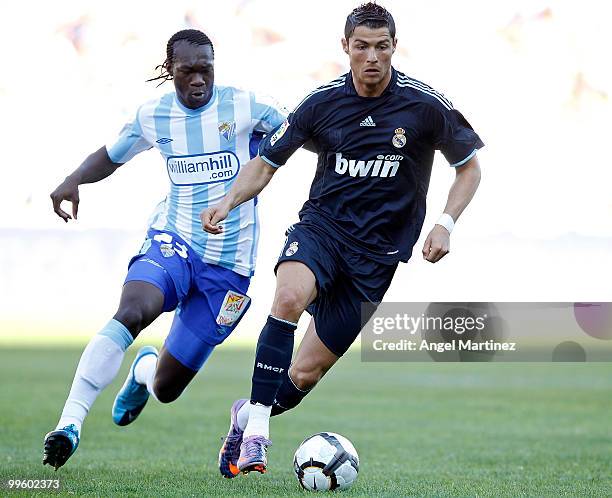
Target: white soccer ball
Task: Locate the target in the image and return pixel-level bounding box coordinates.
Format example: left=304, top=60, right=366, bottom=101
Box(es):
left=293, top=432, right=359, bottom=491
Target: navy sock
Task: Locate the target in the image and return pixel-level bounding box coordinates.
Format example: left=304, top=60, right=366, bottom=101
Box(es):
left=250, top=315, right=296, bottom=406
left=272, top=369, right=310, bottom=416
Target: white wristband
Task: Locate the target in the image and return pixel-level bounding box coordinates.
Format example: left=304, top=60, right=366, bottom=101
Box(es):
left=436, top=213, right=455, bottom=234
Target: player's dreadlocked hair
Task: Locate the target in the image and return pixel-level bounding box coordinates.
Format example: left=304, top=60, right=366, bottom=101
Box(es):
left=344, top=2, right=396, bottom=39
left=147, top=29, right=215, bottom=86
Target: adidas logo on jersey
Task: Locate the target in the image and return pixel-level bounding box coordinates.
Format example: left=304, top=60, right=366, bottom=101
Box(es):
left=359, top=115, right=376, bottom=127
left=334, top=152, right=402, bottom=178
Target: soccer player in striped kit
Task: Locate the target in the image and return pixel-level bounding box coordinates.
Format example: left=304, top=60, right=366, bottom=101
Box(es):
left=43, top=29, right=287, bottom=470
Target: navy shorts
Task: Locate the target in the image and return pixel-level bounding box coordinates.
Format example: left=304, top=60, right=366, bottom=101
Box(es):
left=275, top=223, right=397, bottom=357
left=125, top=229, right=251, bottom=371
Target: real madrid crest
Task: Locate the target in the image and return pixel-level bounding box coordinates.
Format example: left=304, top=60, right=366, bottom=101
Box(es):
left=285, top=241, right=299, bottom=257
left=392, top=127, right=406, bottom=148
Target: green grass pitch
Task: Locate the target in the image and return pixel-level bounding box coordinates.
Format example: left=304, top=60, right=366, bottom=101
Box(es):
left=1, top=346, right=611, bottom=497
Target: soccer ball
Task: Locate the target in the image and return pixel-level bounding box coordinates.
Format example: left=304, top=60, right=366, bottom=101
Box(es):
left=293, top=432, right=359, bottom=491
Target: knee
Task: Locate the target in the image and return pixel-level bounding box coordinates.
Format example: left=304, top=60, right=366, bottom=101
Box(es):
left=114, top=305, right=146, bottom=336
left=273, top=286, right=308, bottom=320
left=289, top=363, right=325, bottom=391
left=152, top=378, right=183, bottom=404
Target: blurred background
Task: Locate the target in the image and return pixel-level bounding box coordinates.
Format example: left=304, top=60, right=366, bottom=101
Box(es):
left=1, top=0, right=610, bottom=345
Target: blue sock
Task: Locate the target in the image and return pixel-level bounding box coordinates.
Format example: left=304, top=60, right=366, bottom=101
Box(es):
left=250, top=315, right=296, bottom=406
left=99, top=319, right=134, bottom=351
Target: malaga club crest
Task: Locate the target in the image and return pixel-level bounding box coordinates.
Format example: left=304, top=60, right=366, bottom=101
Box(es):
left=218, top=121, right=236, bottom=142
left=160, top=243, right=175, bottom=258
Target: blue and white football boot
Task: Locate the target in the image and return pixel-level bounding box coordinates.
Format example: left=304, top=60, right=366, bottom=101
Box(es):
left=42, top=424, right=80, bottom=470
left=112, top=345, right=158, bottom=426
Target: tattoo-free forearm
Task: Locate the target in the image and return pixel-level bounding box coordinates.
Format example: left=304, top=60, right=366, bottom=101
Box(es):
left=442, top=156, right=481, bottom=221
left=66, top=146, right=122, bottom=185
left=223, top=156, right=277, bottom=210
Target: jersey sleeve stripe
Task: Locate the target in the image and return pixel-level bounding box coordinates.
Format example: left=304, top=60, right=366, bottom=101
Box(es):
left=293, top=77, right=346, bottom=113
left=397, top=75, right=453, bottom=109
left=396, top=73, right=452, bottom=100
left=260, top=155, right=282, bottom=168
left=397, top=75, right=453, bottom=107
left=396, top=81, right=453, bottom=111
left=449, top=148, right=478, bottom=167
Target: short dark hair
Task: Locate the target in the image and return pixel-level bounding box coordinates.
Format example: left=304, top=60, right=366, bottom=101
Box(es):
left=147, top=29, right=214, bottom=86
left=344, top=2, right=396, bottom=39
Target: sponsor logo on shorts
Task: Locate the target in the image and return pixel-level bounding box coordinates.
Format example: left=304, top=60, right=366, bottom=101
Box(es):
left=285, top=241, right=299, bottom=256
left=166, top=151, right=240, bottom=186
left=334, top=152, right=403, bottom=178
left=270, top=119, right=289, bottom=146
left=256, top=362, right=284, bottom=373
left=154, top=233, right=188, bottom=259
left=216, top=290, right=251, bottom=327
left=160, top=243, right=175, bottom=258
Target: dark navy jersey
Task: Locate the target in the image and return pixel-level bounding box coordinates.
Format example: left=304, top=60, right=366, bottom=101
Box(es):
left=259, top=67, right=484, bottom=263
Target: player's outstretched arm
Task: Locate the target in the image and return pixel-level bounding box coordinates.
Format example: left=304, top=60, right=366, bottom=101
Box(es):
left=201, top=155, right=277, bottom=234
left=50, top=146, right=123, bottom=222
left=422, top=155, right=481, bottom=263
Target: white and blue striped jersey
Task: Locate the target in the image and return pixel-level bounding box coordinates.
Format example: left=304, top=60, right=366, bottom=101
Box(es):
left=106, top=86, right=286, bottom=276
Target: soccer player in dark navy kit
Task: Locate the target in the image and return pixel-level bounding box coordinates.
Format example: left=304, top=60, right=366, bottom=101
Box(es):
left=202, top=3, right=483, bottom=476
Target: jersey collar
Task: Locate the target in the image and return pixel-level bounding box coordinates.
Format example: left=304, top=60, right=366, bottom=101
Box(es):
left=174, top=85, right=218, bottom=114
left=345, top=67, right=398, bottom=98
